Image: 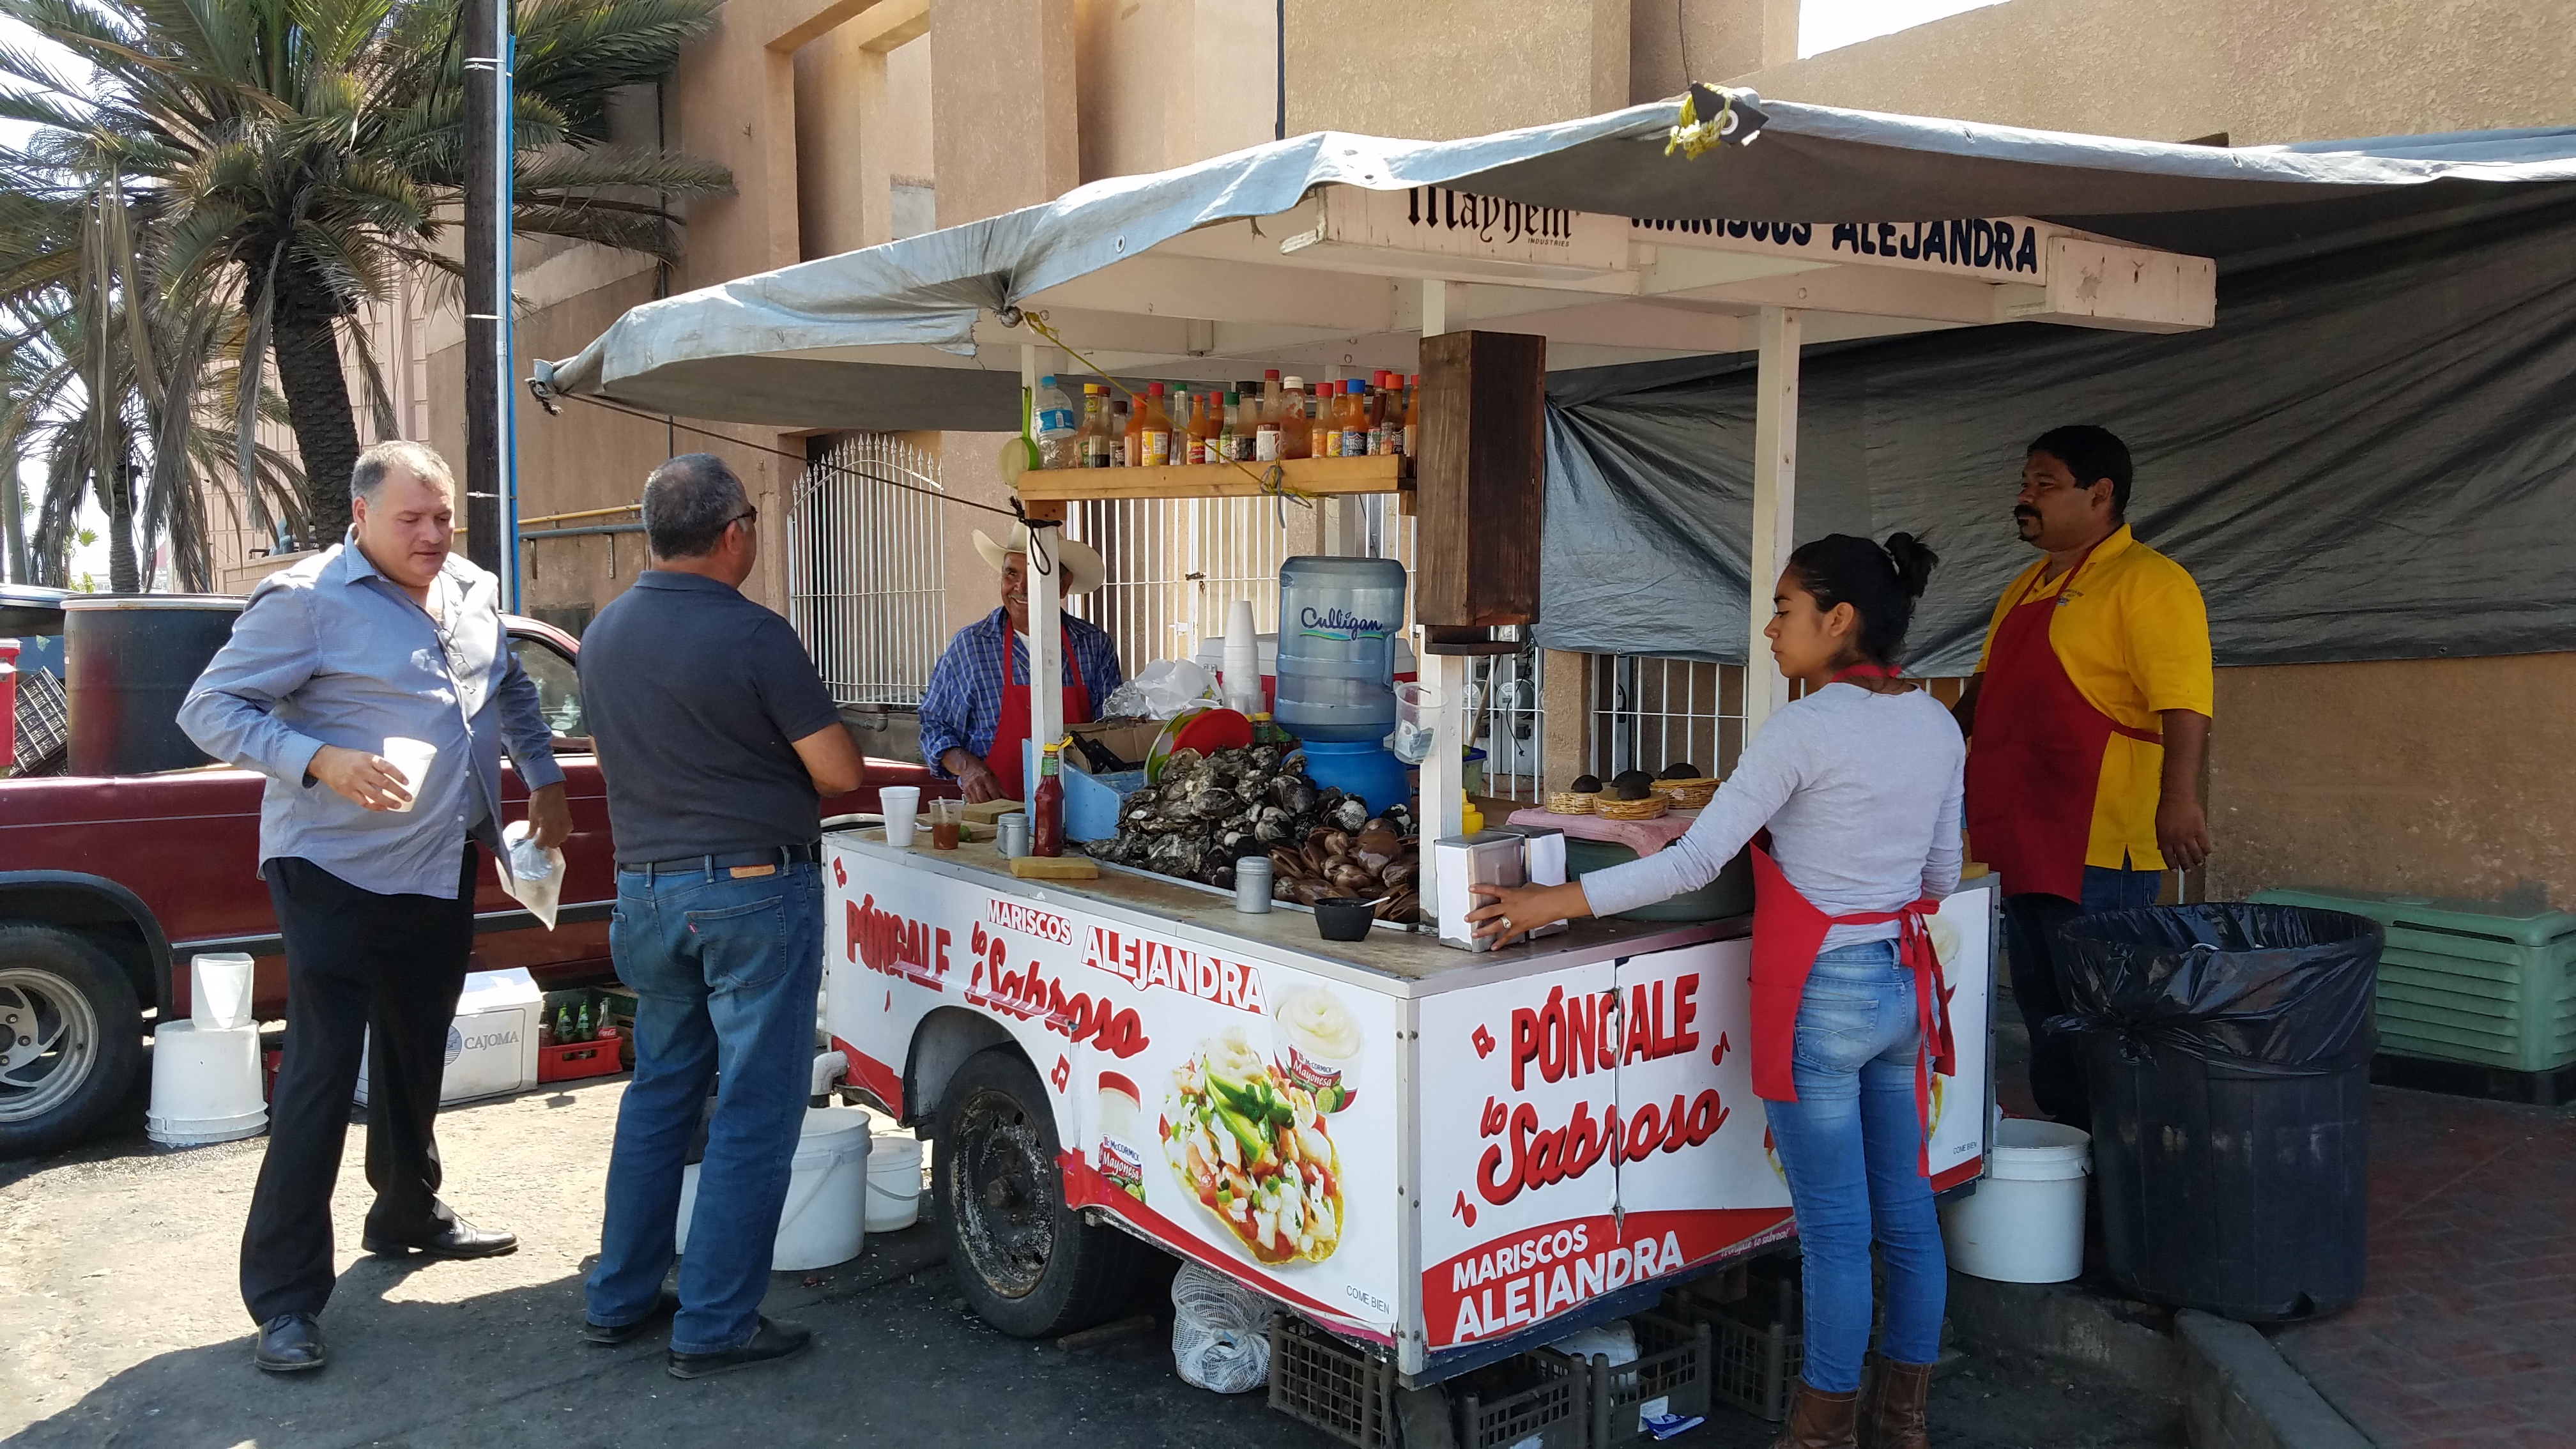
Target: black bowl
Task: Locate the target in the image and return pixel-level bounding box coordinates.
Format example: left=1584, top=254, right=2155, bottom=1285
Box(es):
left=1311, top=897, right=1376, bottom=942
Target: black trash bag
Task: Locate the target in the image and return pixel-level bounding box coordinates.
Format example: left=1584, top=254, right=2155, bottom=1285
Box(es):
left=2045, top=903, right=2382, bottom=1076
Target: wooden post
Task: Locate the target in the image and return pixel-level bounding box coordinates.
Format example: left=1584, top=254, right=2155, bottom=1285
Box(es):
left=1413, top=324, right=1544, bottom=913
left=1746, top=307, right=1800, bottom=738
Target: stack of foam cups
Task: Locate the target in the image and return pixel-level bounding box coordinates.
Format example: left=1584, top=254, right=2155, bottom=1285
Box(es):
left=1222, top=599, right=1261, bottom=717
left=149, top=953, right=268, bottom=1146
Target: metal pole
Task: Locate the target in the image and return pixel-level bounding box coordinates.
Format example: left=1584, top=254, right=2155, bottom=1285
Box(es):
left=499, top=30, right=520, bottom=610
left=1745, top=306, right=1801, bottom=739
left=463, top=0, right=504, bottom=579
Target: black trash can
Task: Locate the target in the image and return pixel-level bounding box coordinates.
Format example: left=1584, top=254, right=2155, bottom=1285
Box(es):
left=2053, top=903, right=2383, bottom=1322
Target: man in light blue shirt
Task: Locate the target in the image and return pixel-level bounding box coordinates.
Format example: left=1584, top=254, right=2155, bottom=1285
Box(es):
left=181, top=440, right=570, bottom=1376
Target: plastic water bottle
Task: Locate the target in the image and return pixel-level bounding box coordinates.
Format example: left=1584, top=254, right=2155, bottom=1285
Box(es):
left=1033, top=375, right=1078, bottom=470
left=1274, top=556, right=1407, bottom=743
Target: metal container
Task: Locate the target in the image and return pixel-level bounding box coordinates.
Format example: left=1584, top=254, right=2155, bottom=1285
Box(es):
left=996, top=811, right=1031, bottom=859
left=1434, top=832, right=1528, bottom=953
left=1234, top=855, right=1273, bottom=914
left=65, top=595, right=243, bottom=776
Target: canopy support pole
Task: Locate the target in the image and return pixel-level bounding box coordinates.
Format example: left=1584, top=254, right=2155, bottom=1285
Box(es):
left=1023, top=342, right=1064, bottom=798
left=1746, top=307, right=1801, bottom=741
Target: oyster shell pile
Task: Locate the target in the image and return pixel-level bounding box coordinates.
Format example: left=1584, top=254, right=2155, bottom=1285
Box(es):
left=1085, top=745, right=1423, bottom=923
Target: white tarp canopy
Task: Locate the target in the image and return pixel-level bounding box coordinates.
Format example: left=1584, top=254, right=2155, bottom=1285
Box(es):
left=535, top=93, right=2576, bottom=432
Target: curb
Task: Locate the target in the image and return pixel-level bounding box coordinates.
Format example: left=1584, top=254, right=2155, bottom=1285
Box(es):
left=1942, top=1275, right=2373, bottom=1449
left=2175, top=1311, right=2373, bottom=1449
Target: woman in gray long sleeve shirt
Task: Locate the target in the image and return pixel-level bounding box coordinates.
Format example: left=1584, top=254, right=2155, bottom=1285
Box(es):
left=1471, top=533, right=1964, bottom=1449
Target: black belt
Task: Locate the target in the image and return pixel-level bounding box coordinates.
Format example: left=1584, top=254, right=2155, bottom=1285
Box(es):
left=617, top=841, right=822, bottom=875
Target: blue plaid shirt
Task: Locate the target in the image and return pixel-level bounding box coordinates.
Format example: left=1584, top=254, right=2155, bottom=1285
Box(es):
left=919, top=609, right=1124, bottom=777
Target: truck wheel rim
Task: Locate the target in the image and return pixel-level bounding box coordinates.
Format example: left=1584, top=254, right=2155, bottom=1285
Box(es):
left=950, top=1085, right=1055, bottom=1298
left=0, top=969, right=100, bottom=1124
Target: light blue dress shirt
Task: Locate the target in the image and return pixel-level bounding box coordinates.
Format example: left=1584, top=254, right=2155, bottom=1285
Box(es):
left=179, top=534, right=564, bottom=899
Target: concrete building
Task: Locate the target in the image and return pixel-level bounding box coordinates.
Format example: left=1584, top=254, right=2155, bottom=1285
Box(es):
left=396, top=0, right=2574, bottom=908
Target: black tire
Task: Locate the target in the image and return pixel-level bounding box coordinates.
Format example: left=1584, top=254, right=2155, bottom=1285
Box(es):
left=0, top=924, right=144, bottom=1160
left=932, top=1045, right=1150, bottom=1338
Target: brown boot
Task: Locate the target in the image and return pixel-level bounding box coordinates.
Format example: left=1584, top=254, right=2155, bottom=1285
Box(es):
left=1767, top=1379, right=1860, bottom=1449
left=1856, top=1354, right=1934, bottom=1449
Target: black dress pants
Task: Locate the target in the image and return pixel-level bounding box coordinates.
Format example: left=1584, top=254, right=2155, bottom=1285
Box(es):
left=242, top=847, right=477, bottom=1323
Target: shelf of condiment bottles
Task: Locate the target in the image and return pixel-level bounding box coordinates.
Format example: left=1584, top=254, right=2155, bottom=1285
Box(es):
left=1011, top=453, right=1409, bottom=502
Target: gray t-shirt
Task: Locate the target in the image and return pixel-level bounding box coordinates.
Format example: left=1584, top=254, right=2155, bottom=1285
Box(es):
left=1579, top=683, right=1966, bottom=946
left=578, top=571, right=843, bottom=862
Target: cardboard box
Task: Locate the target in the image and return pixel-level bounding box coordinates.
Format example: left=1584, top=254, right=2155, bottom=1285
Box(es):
left=355, top=967, right=544, bottom=1107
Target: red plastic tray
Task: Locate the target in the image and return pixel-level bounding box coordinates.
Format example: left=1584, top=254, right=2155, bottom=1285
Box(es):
left=537, top=1026, right=625, bottom=1083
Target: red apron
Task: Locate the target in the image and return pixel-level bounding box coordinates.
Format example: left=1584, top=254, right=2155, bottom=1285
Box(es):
left=1963, top=542, right=2161, bottom=901
left=1746, top=666, right=1956, bottom=1176
left=986, top=618, right=1091, bottom=803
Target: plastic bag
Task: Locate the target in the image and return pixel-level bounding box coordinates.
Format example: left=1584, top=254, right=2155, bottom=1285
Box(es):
left=2048, top=904, right=2382, bottom=1075
left=493, top=819, right=566, bottom=930
left=1169, top=1262, right=1273, bottom=1393
left=1101, top=658, right=1218, bottom=722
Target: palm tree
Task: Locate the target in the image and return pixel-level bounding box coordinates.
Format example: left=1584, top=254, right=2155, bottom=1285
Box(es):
left=0, top=0, right=730, bottom=533
left=0, top=164, right=303, bottom=590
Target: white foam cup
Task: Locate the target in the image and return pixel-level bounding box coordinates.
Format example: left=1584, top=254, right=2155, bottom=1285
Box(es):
left=881, top=786, right=921, bottom=847
left=380, top=736, right=436, bottom=812
left=190, top=953, right=256, bottom=1031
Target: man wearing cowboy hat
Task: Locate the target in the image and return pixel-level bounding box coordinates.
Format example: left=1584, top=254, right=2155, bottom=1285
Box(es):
left=919, top=523, right=1123, bottom=804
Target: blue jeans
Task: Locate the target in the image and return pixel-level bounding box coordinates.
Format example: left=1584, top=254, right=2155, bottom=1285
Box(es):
left=1761, top=940, right=1947, bottom=1394
left=585, top=859, right=824, bottom=1355
left=2004, top=863, right=2165, bottom=1126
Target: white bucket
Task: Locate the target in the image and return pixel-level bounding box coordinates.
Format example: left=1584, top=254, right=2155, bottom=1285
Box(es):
left=148, top=1020, right=266, bottom=1146
left=865, top=1131, right=924, bottom=1232
left=189, top=953, right=256, bottom=1031
left=676, top=1106, right=872, bottom=1270
left=1939, top=1117, right=2092, bottom=1284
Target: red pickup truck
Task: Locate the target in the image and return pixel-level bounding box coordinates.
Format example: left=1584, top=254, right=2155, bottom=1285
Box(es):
left=0, top=588, right=940, bottom=1159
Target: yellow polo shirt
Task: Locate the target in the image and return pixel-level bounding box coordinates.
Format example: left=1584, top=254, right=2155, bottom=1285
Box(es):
left=1974, top=525, right=2212, bottom=871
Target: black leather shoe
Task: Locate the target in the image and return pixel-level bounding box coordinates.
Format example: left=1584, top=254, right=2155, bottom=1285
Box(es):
left=362, top=1216, right=519, bottom=1260
left=584, top=1289, right=681, bottom=1346
left=254, top=1314, right=326, bottom=1374
left=667, top=1317, right=813, bottom=1379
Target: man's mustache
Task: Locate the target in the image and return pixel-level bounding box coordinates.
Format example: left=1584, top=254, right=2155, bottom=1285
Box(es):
left=2012, top=506, right=2041, bottom=522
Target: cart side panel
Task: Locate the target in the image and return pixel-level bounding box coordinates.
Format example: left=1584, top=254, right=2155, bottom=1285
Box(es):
left=1414, top=958, right=1627, bottom=1352
left=1926, top=878, right=1997, bottom=1188
left=1612, top=938, right=1793, bottom=1225
left=822, top=840, right=1406, bottom=1342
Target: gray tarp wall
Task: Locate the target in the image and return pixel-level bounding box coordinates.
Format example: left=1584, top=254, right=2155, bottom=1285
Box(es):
left=1538, top=195, right=2576, bottom=673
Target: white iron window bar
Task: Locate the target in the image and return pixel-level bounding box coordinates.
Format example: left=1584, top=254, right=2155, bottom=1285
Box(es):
left=788, top=433, right=947, bottom=707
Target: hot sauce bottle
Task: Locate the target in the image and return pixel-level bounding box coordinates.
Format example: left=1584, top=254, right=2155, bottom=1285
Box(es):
left=1032, top=739, right=1068, bottom=857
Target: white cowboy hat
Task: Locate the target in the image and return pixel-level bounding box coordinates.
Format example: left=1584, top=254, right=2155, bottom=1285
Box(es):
left=974, top=523, right=1106, bottom=596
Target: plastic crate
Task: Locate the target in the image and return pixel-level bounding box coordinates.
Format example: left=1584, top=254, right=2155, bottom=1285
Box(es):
left=1268, top=1317, right=1397, bottom=1449
left=537, top=1026, right=624, bottom=1084
left=2253, top=887, right=2576, bottom=1074
left=1455, top=1346, right=1588, bottom=1449
left=1543, top=1310, right=1712, bottom=1446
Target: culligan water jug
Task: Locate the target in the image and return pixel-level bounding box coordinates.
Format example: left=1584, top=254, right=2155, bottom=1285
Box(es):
left=1274, top=556, right=1406, bottom=744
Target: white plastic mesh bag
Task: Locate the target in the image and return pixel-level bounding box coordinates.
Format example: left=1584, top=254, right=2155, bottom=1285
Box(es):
left=1169, top=1262, right=1273, bottom=1393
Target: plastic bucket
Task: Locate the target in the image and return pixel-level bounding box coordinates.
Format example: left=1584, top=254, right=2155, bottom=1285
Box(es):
left=865, top=1131, right=924, bottom=1232
left=148, top=1020, right=266, bottom=1146
left=1939, top=1118, right=2091, bottom=1283
left=676, top=1106, right=871, bottom=1270
left=190, top=953, right=255, bottom=1031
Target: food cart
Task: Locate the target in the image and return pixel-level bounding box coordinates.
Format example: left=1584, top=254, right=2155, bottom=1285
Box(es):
left=533, top=89, right=2278, bottom=1381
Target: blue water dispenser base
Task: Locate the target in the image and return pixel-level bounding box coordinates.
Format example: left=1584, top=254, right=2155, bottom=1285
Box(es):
left=1296, top=739, right=1413, bottom=816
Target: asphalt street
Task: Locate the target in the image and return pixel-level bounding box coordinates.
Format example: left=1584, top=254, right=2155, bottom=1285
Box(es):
left=1, top=1067, right=2180, bottom=1448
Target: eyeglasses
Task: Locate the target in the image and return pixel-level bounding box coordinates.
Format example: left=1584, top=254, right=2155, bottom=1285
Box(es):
left=727, top=505, right=759, bottom=529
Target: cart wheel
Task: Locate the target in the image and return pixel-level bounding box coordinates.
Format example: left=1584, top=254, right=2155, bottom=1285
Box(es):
left=933, top=1045, right=1147, bottom=1338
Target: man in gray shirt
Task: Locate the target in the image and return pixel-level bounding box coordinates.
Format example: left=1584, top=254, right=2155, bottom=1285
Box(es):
left=181, top=440, right=570, bottom=1375
left=576, top=454, right=861, bottom=1379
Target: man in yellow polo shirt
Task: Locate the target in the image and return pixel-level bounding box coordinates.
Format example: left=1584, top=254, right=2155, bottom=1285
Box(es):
left=1955, top=425, right=2212, bottom=1128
